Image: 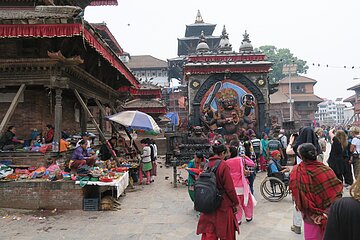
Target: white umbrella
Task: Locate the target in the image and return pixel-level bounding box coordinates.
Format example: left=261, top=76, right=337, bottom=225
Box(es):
left=106, top=110, right=161, bottom=133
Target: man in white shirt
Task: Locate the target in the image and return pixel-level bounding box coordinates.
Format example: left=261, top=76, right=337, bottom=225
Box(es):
left=75, top=132, right=91, bottom=149
left=150, top=139, right=158, bottom=182
left=279, top=129, right=288, bottom=148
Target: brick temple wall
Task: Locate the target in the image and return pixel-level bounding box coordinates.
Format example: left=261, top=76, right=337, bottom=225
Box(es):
left=0, top=87, right=81, bottom=139
left=0, top=180, right=84, bottom=210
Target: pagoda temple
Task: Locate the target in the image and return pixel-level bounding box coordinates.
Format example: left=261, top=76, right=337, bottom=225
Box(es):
left=178, top=10, right=221, bottom=56
left=168, top=10, right=221, bottom=81
left=184, top=27, right=272, bottom=135
left=0, top=0, right=138, bottom=150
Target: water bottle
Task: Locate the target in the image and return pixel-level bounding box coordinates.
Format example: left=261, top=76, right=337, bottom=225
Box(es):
left=55, top=141, right=59, bottom=152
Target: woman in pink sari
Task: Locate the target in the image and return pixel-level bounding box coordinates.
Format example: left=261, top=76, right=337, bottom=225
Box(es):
left=226, top=146, right=255, bottom=224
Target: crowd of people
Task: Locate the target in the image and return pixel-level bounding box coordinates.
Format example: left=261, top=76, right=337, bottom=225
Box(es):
left=185, top=125, right=360, bottom=240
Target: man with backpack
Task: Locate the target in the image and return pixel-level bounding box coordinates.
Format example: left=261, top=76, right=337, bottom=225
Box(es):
left=196, top=140, right=239, bottom=240
left=250, top=134, right=262, bottom=172
left=267, top=133, right=285, bottom=166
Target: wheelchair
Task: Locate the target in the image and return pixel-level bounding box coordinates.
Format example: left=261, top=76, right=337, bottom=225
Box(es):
left=260, top=172, right=290, bottom=202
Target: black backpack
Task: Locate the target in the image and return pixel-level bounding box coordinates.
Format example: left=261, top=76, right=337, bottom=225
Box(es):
left=194, top=160, right=223, bottom=213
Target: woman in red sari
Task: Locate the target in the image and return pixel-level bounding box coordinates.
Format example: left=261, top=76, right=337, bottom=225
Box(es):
left=197, top=140, right=239, bottom=240
left=289, top=143, right=343, bottom=240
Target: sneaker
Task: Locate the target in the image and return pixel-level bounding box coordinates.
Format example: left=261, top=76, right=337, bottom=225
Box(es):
left=291, top=225, right=301, bottom=234
left=246, top=218, right=253, bottom=222
left=238, top=221, right=242, bottom=225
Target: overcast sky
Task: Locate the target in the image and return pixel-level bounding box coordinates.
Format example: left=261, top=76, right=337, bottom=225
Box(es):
left=85, top=0, right=360, bottom=101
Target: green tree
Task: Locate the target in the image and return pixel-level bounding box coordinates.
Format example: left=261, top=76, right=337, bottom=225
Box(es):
left=257, top=45, right=309, bottom=83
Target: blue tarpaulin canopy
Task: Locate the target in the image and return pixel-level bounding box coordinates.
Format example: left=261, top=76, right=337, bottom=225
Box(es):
left=165, top=112, right=179, bottom=127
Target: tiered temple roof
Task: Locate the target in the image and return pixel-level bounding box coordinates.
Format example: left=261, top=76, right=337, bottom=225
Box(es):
left=0, top=5, right=138, bottom=88
left=92, top=23, right=125, bottom=56
left=177, top=10, right=221, bottom=56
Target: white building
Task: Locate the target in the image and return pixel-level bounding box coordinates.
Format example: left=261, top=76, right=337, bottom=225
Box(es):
left=315, top=99, right=346, bottom=125
left=344, top=106, right=355, bottom=125
left=125, top=55, right=169, bottom=87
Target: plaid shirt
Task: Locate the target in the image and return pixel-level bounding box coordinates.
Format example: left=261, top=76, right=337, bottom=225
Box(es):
left=289, top=160, right=343, bottom=226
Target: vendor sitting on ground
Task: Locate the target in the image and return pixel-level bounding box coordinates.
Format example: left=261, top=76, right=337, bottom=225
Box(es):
left=267, top=150, right=290, bottom=182
left=43, top=124, right=54, bottom=144
left=31, top=135, right=42, bottom=147
left=59, top=138, right=70, bottom=152
left=75, top=132, right=91, bottom=149
left=70, top=139, right=96, bottom=170
left=0, top=126, right=24, bottom=151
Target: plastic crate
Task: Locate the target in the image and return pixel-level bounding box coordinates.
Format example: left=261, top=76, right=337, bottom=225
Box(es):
left=83, top=198, right=99, bottom=211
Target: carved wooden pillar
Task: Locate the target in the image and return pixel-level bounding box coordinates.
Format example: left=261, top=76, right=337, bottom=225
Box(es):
left=53, top=89, right=62, bottom=152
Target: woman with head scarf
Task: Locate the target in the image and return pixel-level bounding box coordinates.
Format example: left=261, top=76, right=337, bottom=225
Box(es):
left=286, top=127, right=322, bottom=235
left=289, top=143, right=343, bottom=240
left=323, top=168, right=360, bottom=240
left=286, top=127, right=321, bottom=164
left=197, top=140, right=239, bottom=240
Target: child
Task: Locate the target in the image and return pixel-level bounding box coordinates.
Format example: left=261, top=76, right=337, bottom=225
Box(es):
left=185, top=162, right=206, bottom=179
left=30, top=135, right=42, bottom=152
left=32, top=135, right=42, bottom=147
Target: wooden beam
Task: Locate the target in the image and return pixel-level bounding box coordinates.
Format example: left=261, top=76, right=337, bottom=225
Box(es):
left=73, top=89, right=120, bottom=166
left=0, top=84, right=26, bottom=133
left=94, top=99, right=139, bottom=153
left=109, top=104, right=140, bottom=154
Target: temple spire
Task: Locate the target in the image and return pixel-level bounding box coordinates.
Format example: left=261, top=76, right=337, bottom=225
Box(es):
left=195, top=10, right=204, bottom=23
left=218, top=25, right=232, bottom=52
left=196, top=31, right=210, bottom=53
left=239, top=30, right=254, bottom=52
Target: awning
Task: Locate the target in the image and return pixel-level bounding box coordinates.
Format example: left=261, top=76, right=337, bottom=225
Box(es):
left=0, top=24, right=82, bottom=38
left=0, top=23, right=139, bottom=88
left=90, top=0, right=118, bottom=6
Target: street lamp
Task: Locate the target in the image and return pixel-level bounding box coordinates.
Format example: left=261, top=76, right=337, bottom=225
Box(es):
left=282, top=64, right=297, bottom=121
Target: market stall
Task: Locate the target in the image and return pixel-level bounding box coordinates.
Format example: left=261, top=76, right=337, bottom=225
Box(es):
left=0, top=156, right=134, bottom=211
left=75, top=171, right=129, bottom=198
